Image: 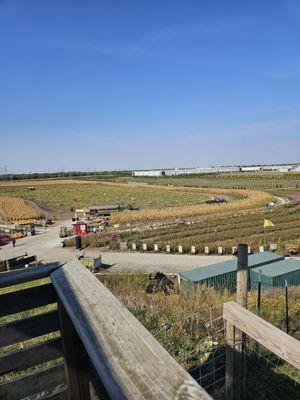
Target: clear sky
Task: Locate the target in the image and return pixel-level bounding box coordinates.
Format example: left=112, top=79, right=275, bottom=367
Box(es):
left=0, top=0, right=300, bottom=173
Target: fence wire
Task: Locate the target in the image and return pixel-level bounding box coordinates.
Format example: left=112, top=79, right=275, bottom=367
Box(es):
left=164, top=296, right=299, bottom=400
left=164, top=304, right=227, bottom=398
left=237, top=334, right=300, bottom=400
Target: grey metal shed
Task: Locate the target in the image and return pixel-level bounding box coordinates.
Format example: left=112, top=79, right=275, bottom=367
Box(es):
left=250, top=258, right=300, bottom=289
left=179, top=252, right=285, bottom=291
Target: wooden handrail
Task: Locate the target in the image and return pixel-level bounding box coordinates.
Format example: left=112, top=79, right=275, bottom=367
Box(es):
left=223, top=301, right=300, bottom=370
left=0, top=262, right=64, bottom=288
left=51, top=260, right=212, bottom=400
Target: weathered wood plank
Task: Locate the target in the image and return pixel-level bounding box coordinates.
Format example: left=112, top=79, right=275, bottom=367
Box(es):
left=0, top=310, right=60, bottom=347
left=235, top=244, right=248, bottom=400
left=89, top=363, right=110, bottom=400
left=0, top=362, right=65, bottom=400
left=0, top=337, right=62, bottom=375
left=223, top=301, right=300, bottom=370
left=57, top=299, right=90, bottom=400
left=51, top=261, right=212, bottom=400
left=236, top=244, right=248, bottom=309
left=0, top=283, right=57, bottom=318
left=9, top=256, right=37, bottom=270
left=40, top=388, right=67, bottom=400
left=225, top=321, right=235, bottom=400
left=0, top=262, right=63, bottom=289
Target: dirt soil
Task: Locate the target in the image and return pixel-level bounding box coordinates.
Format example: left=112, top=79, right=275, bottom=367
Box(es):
left=25, top=199, right=73, bottom=220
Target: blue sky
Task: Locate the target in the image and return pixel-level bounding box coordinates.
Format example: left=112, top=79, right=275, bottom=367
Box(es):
left=0, top=0, right=300, bottom=173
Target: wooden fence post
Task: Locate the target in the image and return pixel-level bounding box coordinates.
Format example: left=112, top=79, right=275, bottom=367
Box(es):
left=225, top=322, right=235, bottom=400
left=57, top=299, right=91, bottom=400
left=237, top=244, right=248, bottom=309
left=225, top=244, right=248, bottom=400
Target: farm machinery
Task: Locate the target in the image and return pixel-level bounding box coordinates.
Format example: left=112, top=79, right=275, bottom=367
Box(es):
left=206, top=196, right=227, bottom=205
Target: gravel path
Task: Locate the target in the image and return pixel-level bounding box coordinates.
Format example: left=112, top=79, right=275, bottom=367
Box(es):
left=0, top=222, right=233, bottom=273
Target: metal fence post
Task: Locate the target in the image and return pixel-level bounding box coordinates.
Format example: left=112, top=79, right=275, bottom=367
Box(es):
left=285, top=280, right=289, bottom=334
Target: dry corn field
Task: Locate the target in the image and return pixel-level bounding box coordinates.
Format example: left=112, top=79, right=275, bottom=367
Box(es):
left=0, top=197, right=43, bottom=222
left=111, top=188, right=274, bottom=224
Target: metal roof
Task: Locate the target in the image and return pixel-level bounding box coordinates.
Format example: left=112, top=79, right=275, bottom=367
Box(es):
left=251, top=258, right=300, bottom=277
left=179, top=252, right=284, bottom=283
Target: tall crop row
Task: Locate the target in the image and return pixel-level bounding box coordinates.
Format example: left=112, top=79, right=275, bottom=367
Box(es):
left=111, top=189, right=273, bottom=224
left=0, top=197, right=43, bottom=222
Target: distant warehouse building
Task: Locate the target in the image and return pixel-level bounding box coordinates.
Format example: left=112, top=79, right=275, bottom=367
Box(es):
left=179, top=252, right=284, bottom=291
left=250, top=258, right=300, bottom=289
left=132, top=170, right=165, bottom=177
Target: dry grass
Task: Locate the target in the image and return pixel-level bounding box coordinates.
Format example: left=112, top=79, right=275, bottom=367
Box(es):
left=98, top=274, right=300, bottom=370
left=111, top=188, right=273, bottom=224
left=0, top=179, right=96, bottom=187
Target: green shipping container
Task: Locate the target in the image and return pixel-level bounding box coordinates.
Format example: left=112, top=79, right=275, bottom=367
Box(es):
left=179, top=252, right=284, bottom=292
left=250, top=258, right=300, bottom=289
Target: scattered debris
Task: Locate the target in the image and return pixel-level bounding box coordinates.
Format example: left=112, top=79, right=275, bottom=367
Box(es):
left=146, top=272, right=176, bottom=295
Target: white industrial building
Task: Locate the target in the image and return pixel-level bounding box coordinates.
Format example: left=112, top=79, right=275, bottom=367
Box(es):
left=132, top=164, right=300, bottom=177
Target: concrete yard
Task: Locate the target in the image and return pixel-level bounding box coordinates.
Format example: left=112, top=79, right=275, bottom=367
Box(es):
left=0, top=222, right=234, bottom=273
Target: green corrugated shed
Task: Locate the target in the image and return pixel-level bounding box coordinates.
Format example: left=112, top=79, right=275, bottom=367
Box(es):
left=179, top=252, right=285, bottom=291
left=250, top=258, right=300, bottom=289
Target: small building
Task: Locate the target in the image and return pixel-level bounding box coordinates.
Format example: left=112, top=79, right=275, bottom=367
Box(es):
left=179, top=252, right=285, bottom=291
left=250, top=258, right=300, bottom=289
left=132, top=170, right=165, bottom=177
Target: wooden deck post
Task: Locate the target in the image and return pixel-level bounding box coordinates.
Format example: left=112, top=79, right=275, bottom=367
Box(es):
left=225, top=321, right=235, bottom=400
left=237, top=244, right=248, bottom=310
left=225, top=244, right=248, bottom=400
left=57, top=299, right=91, bottom=400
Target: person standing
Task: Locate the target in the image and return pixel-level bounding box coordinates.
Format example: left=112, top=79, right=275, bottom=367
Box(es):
left=12, top=237, right=16, bottom=247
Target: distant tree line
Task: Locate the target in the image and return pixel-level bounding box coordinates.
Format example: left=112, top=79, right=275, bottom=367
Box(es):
left=0, top=170, right=131, bottom=181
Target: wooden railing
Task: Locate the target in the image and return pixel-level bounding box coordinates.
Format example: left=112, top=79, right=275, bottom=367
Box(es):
left=0, top=254, right=37, bottom=272
left=223, top=301, right=300, bottom=400
left=0, top=262, right=65, bottom=400
left=0, top=260, right=212, bottom=399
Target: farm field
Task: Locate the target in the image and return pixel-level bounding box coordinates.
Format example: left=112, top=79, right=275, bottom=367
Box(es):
left=0, top=179, right=271, bottom=223
left=110, top=187, right=272, bottom=224
left=0, top=197, right=43, bottom=222
left=0, top=181, right=213, bottom=214
left=69, top=203, right=300, bottom=254
left=119, top=172, right=300, bottom=191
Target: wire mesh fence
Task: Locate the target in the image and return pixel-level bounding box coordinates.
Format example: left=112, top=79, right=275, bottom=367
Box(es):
left=163, top=291, right=300, bottom=400
left=249, top=282, right=300, bottom=337
left=164, top=304, right=227, bottom=398
left=234, top=333, right=300, bottom=400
